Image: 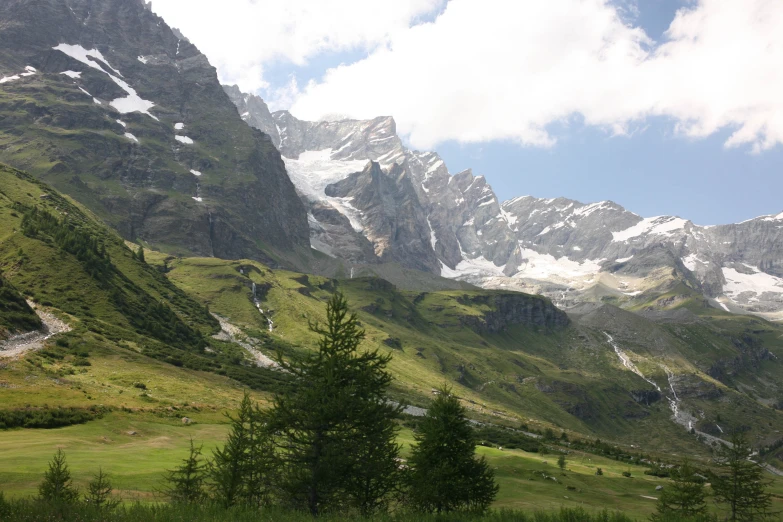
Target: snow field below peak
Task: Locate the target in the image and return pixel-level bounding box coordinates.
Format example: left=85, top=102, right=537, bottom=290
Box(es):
left=722, top=267, right=783, bottom=299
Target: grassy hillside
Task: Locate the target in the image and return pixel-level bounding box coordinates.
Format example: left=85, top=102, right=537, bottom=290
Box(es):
left=2, top=163, right=783, bottom=516
left=0, top=163, right=291, bottom=391
left=150, top=253, right=783, bottom=457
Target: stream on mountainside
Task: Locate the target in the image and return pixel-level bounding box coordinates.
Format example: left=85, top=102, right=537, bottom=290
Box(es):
left=211, top=313, right=277, bottom=368
left=603, top=332, right=732, bottom=448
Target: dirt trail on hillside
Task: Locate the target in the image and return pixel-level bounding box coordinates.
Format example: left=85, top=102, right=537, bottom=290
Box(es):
left=0, top=302, right=71, bottom=359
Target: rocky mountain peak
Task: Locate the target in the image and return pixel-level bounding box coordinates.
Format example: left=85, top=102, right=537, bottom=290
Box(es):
left=225, top=87, right=783, bottom=322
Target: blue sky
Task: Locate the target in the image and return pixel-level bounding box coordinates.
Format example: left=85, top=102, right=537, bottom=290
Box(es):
left=153, top=0, right=783, bottom=225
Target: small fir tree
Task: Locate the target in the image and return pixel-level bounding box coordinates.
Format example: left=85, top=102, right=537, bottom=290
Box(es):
left=710, top=432, right=774, bottom=521
left=84, top=468, right=119, bottom=511
left=136, top=245, right=145, bottom=263
left=558, top=454, right=567, bottom=472
left=166, top=439, right=207, bottom=504
left=407, top=386, right=498, bottom=514
left=38, top=449, right=80, bottom=504
left=210, top=392, right=275, bottom=508
left=651, top=459, right=707, bottom=521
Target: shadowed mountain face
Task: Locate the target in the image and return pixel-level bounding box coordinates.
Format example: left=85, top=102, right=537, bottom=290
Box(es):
left=0, top=0, right=310, bottom=263
left=226, top=86, right=783, bottom=321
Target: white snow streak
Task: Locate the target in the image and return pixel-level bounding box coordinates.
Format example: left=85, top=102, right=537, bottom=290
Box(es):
left=612, top=216, right=688, bottom=242
left=53, top=43, right=158, bottom=120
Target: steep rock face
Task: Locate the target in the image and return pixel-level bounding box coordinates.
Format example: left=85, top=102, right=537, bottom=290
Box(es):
left=0, top=0, right=309, bottom=262
left=456, top=293, right=569, bottom=333
left=226, top=88, right=783, bottom=320
left=325, top=162, right=440, bottom=273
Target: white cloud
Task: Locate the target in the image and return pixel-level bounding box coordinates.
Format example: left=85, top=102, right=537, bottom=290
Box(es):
left=150, top=0, right=445, bottom=92
left=287, top=0, right=783, bottom=152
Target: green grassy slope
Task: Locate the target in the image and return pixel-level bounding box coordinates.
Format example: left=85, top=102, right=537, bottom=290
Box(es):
left=154, top=253, right=773, bottom=458
left=0, top=163, right=290, bottom=392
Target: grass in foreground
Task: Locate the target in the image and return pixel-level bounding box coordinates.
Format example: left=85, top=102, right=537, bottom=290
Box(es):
left=0, top=500, right=637, bottom=522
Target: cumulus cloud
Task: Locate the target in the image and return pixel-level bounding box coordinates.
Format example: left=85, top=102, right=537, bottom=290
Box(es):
left=288, top=0, right=783, bottom=152
left=150, top=0, right=445, bottom=92
left=151, top=0, right=783, bottom=153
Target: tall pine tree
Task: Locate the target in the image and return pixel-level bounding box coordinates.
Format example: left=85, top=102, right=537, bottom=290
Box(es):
left=407, top=386, right=498, bottom=514
left=710, top=432, right=773, bottom=521
left=267, top=292, right=402, bottom=516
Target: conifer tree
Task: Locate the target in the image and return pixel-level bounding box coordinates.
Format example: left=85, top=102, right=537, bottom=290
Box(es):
left=407, top=386, right=498, bottom=514
left=84, top=468, right=119, bottom=511
left=38, top=449, right=80, bottom=504
left=651, top=459, right=707, bottom=521
left=345, top=400, right=403, bottom=516
left=166, top=439, right=207, bottom=504
left=267, top=292, right=402, bottom=516
left=558, top=454, right=567, bottom=472
left=710, top=432, right=773, bottom=521
left=210, top=392, right=275, bottom=508
left=136, top=245, right=145, bottom=263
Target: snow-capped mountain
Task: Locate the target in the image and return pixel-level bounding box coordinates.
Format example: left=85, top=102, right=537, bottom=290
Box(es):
left=225, top=86, right=783, bottom=321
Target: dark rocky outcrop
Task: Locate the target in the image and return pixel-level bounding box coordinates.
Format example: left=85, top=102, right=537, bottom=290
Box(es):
left=456, top=293, right=569, bottom=333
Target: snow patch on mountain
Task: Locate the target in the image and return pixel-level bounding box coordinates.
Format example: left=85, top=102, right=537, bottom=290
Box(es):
left=722, top=268, right=783, bottom=299
left=517, top=249, right=602, bottom=281
left=2, top=66, right=36, bottom=83
left=682, top=253, right=710, bottom=271
left=283, top=149, right=368, bottom=202
left=441, top=255, right=506, bottom=279
left=613, top=216, right=688, bottom=242
left=53, top=43, right=158, bottom=120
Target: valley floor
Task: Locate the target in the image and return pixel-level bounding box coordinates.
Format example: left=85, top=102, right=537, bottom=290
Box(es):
left=2, top=410, right=783, bottom=519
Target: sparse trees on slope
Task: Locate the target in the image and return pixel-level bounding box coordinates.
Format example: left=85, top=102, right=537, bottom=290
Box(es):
left=710, top=432, right=773, bottom=521
left=210, top=392, right=275, bottom=508
left=651, top=459, right=707, bottom=521
left=407, top=386, right=498, bottom=514
left=165, top=439, right=207, bottom=504
left=267, top=292, right=402, bottom=516
left=38, top=449, right=79, bottom=504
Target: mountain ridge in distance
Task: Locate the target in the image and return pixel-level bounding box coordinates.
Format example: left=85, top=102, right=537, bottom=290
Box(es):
left=224, top=85, right=783, bottom=322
